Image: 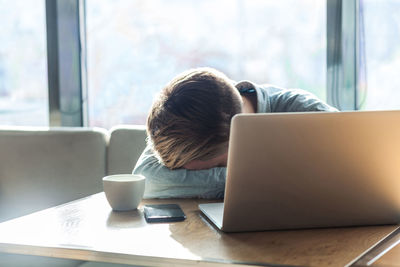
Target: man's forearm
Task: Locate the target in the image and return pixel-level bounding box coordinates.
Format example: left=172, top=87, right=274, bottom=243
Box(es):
left=133, top=146, right=226, bottom=199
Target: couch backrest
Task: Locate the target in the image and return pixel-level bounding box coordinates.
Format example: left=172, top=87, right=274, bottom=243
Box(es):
left=0, top=125, right=148, bottom=223
left=107, top=125, right=147, bottom=175
left=0, top=127, right=108, bottom=222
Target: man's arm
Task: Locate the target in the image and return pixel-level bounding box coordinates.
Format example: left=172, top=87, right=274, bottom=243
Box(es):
left=266, top=86, right=338, bottom=112
left=132, top=146, right=226, bottom=199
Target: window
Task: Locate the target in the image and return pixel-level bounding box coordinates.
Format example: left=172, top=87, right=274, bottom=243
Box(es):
left=86, top=0, right=326, bottom=128
left=362, top=0, right=400, bottom=110
left=0, top=0, right=48, bottom=126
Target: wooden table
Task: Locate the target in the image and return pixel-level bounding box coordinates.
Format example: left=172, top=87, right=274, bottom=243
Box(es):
left=0, top=193, right=398, bottom=267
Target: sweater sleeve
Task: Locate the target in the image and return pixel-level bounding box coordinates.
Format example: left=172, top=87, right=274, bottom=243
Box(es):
left=266, top=86, right=338, bottom=112
left=132, top=146, right=226, bottom=199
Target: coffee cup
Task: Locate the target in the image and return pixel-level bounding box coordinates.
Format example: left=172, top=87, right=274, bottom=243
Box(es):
left=103, top=174, right=145, bottom=211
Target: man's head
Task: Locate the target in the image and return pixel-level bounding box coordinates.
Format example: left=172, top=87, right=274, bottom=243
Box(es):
left=147, top=67, right=243, bottom=169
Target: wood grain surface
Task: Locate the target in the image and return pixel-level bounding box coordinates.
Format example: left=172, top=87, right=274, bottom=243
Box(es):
left=0, top=193, right=397, bottom=267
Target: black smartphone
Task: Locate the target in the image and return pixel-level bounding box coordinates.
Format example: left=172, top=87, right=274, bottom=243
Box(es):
left=144, top=204, right=186, bottom=223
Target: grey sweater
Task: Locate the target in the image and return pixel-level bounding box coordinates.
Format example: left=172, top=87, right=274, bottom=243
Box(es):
left=133, top=81, right=337, bottom=199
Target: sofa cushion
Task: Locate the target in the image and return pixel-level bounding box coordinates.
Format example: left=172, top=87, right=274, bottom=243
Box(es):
left=0, top=127, right=108, bottom=222
left=0, top=253, right=83, bottom=267
left=107, top=125, right=146, bottom=175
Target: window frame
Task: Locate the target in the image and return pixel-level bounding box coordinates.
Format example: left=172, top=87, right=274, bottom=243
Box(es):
left=46, top=0, right=87, bottom=127
left=46, top=0, right=362, bottom=127
left=327, top=0, right=364, bottom=111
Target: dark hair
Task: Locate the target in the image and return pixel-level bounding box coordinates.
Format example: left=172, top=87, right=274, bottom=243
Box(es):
left=147, top=67, right=242, bottom=169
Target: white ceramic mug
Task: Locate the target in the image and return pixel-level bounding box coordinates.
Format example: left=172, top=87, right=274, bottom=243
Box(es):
left=103, top=174, right=145, bottom=211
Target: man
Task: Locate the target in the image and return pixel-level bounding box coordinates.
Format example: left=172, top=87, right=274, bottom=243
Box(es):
left=133, top=67, right=337, bottom=199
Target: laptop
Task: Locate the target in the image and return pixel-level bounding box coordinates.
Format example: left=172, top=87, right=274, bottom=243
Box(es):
left=199, top=111, right=400, bottom=232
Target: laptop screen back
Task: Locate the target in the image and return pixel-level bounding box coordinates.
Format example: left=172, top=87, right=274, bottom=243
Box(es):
left=221, top=111, right=400, bottom=232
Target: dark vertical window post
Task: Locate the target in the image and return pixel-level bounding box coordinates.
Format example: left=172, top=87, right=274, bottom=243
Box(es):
left=327, top=0, right=363, bottom=110
left=46, top=0, right=87, bottom=126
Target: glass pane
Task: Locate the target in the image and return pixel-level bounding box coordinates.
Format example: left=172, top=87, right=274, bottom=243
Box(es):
left=0, top=0, right=48, bottom=126
left=362, top=0, right=400, bottom=110
left=86, top=0, right=326, bottom=128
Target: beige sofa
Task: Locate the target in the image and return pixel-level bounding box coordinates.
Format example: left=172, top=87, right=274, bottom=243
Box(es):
left=0, top=125, right=147, bottom=267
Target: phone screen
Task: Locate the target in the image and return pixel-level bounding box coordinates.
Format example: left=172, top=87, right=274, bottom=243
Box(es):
left=144, top=204, right=186, bottom=223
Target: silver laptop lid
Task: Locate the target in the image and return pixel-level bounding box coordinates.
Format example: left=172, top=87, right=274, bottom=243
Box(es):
left=222, top=111, right=400, bottom=232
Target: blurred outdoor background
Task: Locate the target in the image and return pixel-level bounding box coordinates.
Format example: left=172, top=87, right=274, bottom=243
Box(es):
left=1, top=0, right=399, bottom=128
